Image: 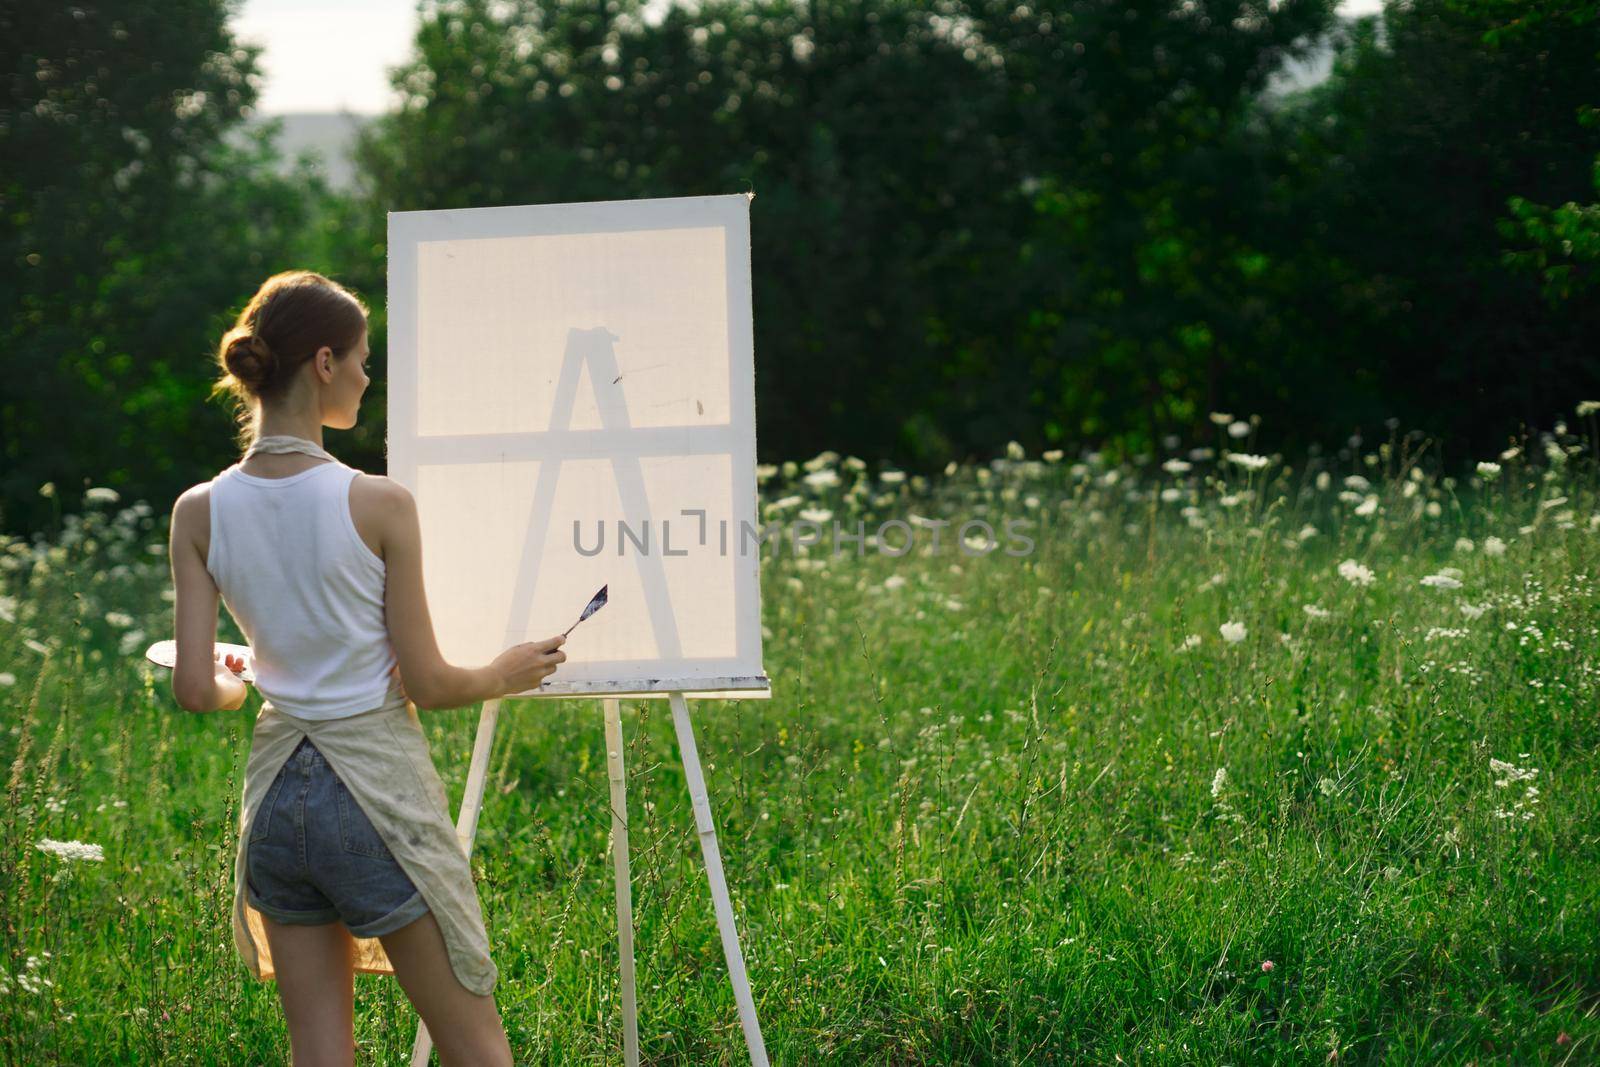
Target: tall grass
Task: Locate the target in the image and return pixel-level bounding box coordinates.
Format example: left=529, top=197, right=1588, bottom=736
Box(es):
left=0, top=419, right=1596, bottom=1063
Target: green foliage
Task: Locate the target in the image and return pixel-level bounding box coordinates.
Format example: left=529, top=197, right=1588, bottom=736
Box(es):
left=0, top=1, right=356, bottom=536
left=346, top=0, right=1599, bottom=472
left=5, top=0, right=1600, bottom=544
left=1471, top=1, right=1600, bottom=304
left=1, top=435, right=1597, bottom=1060
left=1241, top=0, right=1600, bottom=456
left=347, top=0, right=1342, bottom=468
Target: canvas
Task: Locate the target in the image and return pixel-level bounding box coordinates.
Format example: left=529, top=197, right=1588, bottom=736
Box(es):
left=386, top=193, right=769, bottom=700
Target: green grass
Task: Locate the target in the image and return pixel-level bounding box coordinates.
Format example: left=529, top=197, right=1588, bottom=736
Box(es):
left=1, top=427, right=1598, bottom=1063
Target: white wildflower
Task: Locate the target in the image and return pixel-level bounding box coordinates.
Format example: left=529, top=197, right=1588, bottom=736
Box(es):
left=1302, top=604, right=1331, bottom=619
left=1225, top=452, right=1271, bottom=472
left=1475, top=461, right=1501, bottom=481
left=36, top=838, right=104, bottom=863
left=1495, top=786, right=1542, bottom=822
left=1420, top=574, right=1463, bottom=589
left=1338, top=559, right=1376, bottom=586
left=1482, top=536, right=1507, bottom=557
left=1219, top=621, right=1247, bottom=644
left=1209, top=412, right=1234, bottom=426
left=1227, top=420, right=1250, bottom=439
left=1210, top=767, right=1228, bottom=797
left=798, top=507, right=833, bottom=524
left=1178, top=634, right=1202, bottom=652
left=803, top=469, right=841, bottom=491
left=85, top=486, right=120, bottom=504
left=1162, top=458, right=1192, bottom=474
left=1355, top=495, right=1379, bottom=517
left=1454, top=537, right=1474, bottom=553
left=1344, top=475, right=1371, bottom=491
left=1578, top=400, right=1600, bottom=417
left=1490, top=757, right=1538, bottom=786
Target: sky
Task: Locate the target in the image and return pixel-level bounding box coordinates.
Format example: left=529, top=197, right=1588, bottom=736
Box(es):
left=235, top=0, right=1389, bottom=115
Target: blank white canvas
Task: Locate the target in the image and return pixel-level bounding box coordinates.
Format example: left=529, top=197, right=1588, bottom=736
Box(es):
left=387, top=194, right=768, bottom=700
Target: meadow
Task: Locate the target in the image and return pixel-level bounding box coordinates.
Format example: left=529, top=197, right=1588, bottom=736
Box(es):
left=1, top=416, right=1596, bottom=1064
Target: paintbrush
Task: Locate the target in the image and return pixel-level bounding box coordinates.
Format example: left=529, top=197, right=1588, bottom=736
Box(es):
left=560, top=584, right=608, bottom=638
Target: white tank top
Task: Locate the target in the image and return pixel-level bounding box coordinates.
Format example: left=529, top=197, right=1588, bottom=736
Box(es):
left=205, top=457, right=400, bottom=720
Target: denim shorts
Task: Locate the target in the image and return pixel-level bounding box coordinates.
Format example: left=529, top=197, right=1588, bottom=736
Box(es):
left=246, top=736, right=431, bottom=937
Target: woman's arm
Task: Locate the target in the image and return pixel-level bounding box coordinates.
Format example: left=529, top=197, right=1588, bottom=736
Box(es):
left=169, top=489, right=249, bottom=713
left=375, top=479, right=508, bottom=710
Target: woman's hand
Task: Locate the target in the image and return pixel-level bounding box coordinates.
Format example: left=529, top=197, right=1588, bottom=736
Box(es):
left=213, top=649, right=249, bottom=712
left=490, top=634, right=567, bottom=697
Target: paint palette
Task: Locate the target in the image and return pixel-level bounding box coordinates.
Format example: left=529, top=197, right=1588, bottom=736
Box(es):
left=144, top=639, right=256, bottom=684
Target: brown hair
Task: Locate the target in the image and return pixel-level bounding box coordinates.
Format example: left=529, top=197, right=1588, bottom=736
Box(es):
left=210, top=270, right=369, bottom=447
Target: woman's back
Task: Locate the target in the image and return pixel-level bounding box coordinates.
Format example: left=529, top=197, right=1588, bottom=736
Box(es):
left=207, top=457, right=399, bottom=719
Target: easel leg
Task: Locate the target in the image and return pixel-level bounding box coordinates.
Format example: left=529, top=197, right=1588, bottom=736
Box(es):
left=604, top=698, right=640, bottom=1067
left=412, top=698, right=503, bottom=1067
left=668, top=691, right=769, bottom=1067
left=454, top=698, right=503, bottom=858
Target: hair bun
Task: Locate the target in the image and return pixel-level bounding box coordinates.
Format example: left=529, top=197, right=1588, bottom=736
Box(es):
left=224, top=333, right=277, bottom=387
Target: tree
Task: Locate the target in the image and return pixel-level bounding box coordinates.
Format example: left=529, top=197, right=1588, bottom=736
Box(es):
left=1259, top=0, right=1600, bottom=455
left=0, top=0, right=344, bottom=536
left=352, top=0, right=1339, bottom=467
left=1470, top=0, right=1600, bottom=306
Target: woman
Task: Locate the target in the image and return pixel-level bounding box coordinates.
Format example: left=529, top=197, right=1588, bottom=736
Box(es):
left=167, top=269, right=566, bottom=1065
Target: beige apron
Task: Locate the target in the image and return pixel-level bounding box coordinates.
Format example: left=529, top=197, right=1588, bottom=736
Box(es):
left=225, top=433, right=496, bottom=997
left=231, top=691, right=499, bottom=997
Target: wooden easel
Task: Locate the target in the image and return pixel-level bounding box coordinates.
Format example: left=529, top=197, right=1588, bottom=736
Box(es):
left=410, top=693, right=768, bottom=1066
